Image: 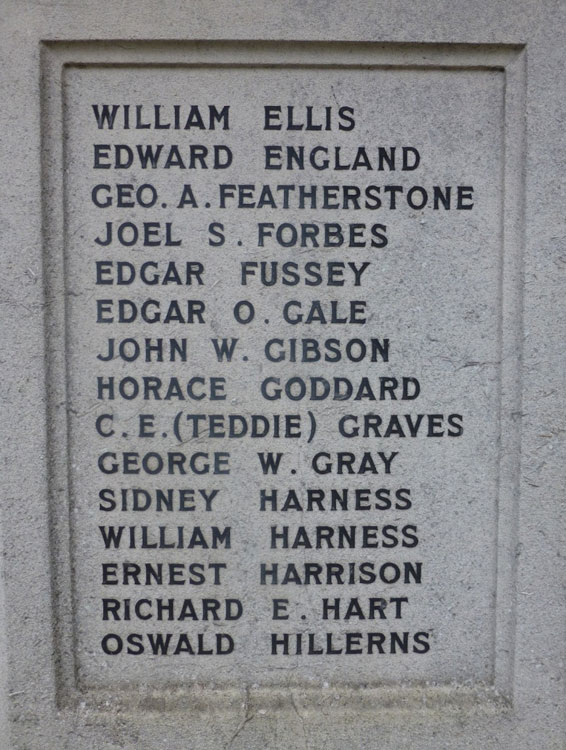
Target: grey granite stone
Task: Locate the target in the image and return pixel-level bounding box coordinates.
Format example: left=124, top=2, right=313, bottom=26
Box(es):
left=0, top=2, right=564, bottom=749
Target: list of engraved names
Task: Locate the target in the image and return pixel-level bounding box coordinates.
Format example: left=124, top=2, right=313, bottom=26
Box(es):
left=62, top=66, right=503, bottom=686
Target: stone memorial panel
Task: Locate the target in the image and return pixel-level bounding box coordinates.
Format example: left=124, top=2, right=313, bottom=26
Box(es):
left=58, top=56, right=509, bottom=689
left=1, top=5, right=564, bottom=749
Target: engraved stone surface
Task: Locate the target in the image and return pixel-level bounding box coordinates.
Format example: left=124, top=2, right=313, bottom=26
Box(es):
left=0, top=4, right=564, bottom=749
left=62, top=64, right=506, bottom=688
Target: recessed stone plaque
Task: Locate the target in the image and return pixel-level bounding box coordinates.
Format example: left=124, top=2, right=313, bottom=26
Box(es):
left=58, top=56, right=510, bottom=690
left=2, top=4, right=565, bottom=748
